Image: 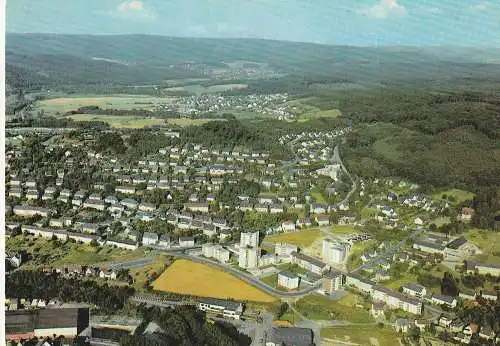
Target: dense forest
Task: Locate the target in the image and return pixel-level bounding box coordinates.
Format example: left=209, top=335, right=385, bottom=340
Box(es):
left=326, top=89, right=500, bottom=191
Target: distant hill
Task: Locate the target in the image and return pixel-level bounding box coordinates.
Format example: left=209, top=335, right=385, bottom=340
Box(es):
left=6, top=33, right=500, bottom=90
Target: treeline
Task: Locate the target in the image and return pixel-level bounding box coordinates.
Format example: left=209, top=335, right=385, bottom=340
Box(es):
left=23, top=116, right=110, bottom=130
left=120, top=304, right=250, bottom=346
left=64, top=105, right=181, bottom=119
left=5, top=270, right=134, bottom=313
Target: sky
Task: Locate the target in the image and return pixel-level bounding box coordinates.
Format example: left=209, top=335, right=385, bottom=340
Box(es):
left=6, top=0, right=500, bottom=46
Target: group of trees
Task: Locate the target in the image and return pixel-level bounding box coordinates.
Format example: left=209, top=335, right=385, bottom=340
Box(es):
left=119, top=305, right=250, bottom=346
left=6, top=270, right=134, bottom=313
left=65, top=105, right=181, bottom=119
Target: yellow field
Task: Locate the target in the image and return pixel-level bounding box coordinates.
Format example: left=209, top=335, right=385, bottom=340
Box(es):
left=152, top=259, right=276, bottom=302
left=266, top=229, right=323, bottom=248
left=466, top=229, right=500, bottom=265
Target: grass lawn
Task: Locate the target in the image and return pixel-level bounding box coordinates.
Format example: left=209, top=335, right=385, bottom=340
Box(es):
left=310, top=188, right=327, bottom=204
left=279, top=309, right=303, bottom=324
left=433, top=189, right=475, bottom=204
left=152, top=259, right=276, bottom=302
left=321, top=325, right=399, bottom=345
left=266, top=229, right=323, bottom=248
left=465, top=229, right=500, bottom=265
left=329, top=224, right=359, bottom=234
left=276, top=263, right=307, bottom=275
left=361, top=207, right=378, bottom=219
left=131, top=254, right=172, bottom=290
left=6, top=235, right=146, bottom=267
left=347, top=240, right=377, bottom=271
left=295, top=294, right=373, bottom=323
left=432, top=216, right=451, bottom=227
left=39, top=95, right=170, bottom=114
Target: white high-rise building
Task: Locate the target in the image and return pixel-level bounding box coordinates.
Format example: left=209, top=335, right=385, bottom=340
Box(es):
left=322, top=239, right=349, bottom=265
left=238, top=246, right=260, bottom=269
left=203, top=243, right=230, bottom=263
left=240, top=231, right=259, bottom=248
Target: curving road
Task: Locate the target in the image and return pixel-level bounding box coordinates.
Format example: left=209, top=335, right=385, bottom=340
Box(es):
left=156, top=249, right=322, bottom=298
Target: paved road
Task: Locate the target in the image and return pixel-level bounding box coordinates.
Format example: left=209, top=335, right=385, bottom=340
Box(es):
left=105, top=257, right=155, bottom=270
left=157, top=250, right=322, bottom=298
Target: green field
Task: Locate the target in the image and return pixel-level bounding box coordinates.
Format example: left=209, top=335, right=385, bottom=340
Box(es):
left=38, top=95, right=171, bottom=114
left=431, top=216, right=451, bottom=227
left=266, top=229, right=323, bottom=248
left=6, top=235, right=147, bottom=267
left=165, top=118, right=226, bottom=126
left=287, top=98, right=341, bottom=122
left=295, top=294, right=373, bottom=323
left=164, top=83, right=248, bottom=95
left=347, top=240, right=377, bottom=271
left=260, top=274, right=288, bottom=291
left=329, top=224, right=359, bottom=234
left=310, top=188, right=327, bottom=203
left=433, top=188, right=475, bottom=204
left=466, top=229, right=500, bottom=265
left=322, top=325, right=399, bottom=345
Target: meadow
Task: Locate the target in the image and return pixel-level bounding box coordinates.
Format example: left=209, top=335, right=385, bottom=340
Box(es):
left=433, top=188, right=475, bottom=204
left=265, top=229, right=323, bottom=248
left=321, top=324, right=399, bottom=346
left=164, top=83, right=248, bottom=95
left=466, top=229, right=500, bottom=265
left=295, top=294, right=373, bottom=323
left=38, top=95, right=171, bottom=114
left=287, top=97, right=341, bottom=122
left=152, top=259, right=276, bottom=302
left=6, top=235, right=146, bottom=267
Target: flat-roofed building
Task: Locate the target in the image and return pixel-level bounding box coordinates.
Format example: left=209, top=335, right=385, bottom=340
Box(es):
left=278, top=271, right=300, bottom=290
left=322, top=271, right=344, bottom=294
left=198, top=298, right=243, bottom=320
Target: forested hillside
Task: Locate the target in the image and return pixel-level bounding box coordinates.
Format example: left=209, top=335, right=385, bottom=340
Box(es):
left=327, top=89, right=500, bottom=190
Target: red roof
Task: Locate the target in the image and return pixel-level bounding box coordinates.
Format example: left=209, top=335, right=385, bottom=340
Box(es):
left=462, top=207, right=475, bottom=215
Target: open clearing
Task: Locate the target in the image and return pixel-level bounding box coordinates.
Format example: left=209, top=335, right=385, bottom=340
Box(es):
left=266, top=229, right=323, bottom=248
left=295, top=294, right=373, bottom=323
left=433, top=188, right=475, bottom=204
left=329, top=224, right=359, bottom=234
left=38, top=95, right=171, bottom=114
left=321, top=325, right=398, bottom=346
left=164, top=84, right=248, bottom=95
left=466, top=229, right=500, bottom=265
left=131, top=254, right=172, bottom=290
left=68, top=114, right=166, bottom=128
left=287, top=98, right=341, bottom=122
left=152, top=259, right=276, bottom=302
left=6, top=235, right=146, bottom=267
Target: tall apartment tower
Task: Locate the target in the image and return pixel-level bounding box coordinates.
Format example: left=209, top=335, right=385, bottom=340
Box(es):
left=240, top=231, right=259, bottom=248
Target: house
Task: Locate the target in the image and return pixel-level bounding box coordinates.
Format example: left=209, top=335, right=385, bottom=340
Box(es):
left=479, top=325, right=495, bottom=340
left=315, top=214, right=330, bottom=226
left=431, top=294, right=457, bottom=308
left=25, top=189, right=40, bottom=200
left=8, top=188, right=23, bottom=198
left=480, top=291, right=498, bottom=301
left=460, top=207, right=475, bottom=221
left=265, top=327, right=314, bottom=346
left=83, top=199, right=106, bottom=211
left=444, top=237, right=473, bottom=260
left=459, top=289, right=476, bottom=301
left=322, top=271, right=344, bottom=294
left=198, top=298, right=243, bottom=320
left=121, top=198, right=138, bottom=210
left=13, top=205, right=51, bottom=218
left=371, top=301, right=386, bottom=318
left=463, top=323, right=480, bottom=336
left=345, top=273, right=375, bottom=294
left=184, top=203, right=209, bottom=213
left=403, top=283, right=427, bottom=298
left=296, top=217, right=312, bottom=228
left=291, top=251, right=329, bottom=275
left=106, top=239, right=138, bottom=251
left=99, top=269, right=117, bottom=280
left=139, top=202, right=156, bottom=212
left=104, top=195, right=119, bottom=205
left=80, top=223, right=101, bottom=234
left=277, top=271, right=300, bottom=290
left=311, top=203, right=328, bottom=214
left=115, top=185, right=136, bottom=195
left=413, top=240, right=445, bottom=254
left=142, top=232, right=158, bottom=246
left=270, top=204, right=284, bottom=214
left=158, top=234, right=171, bottom=248
left=281, top=220, right=296, bottom=232
left=179, top=236, right=195, bottom=247
left=473, top=263, right=500, bottom=276
left=5, top=307, right=90, bottom=341
left=394, top=319, right=410, bottom=333
left=375, top=270, right=391, bottom=282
